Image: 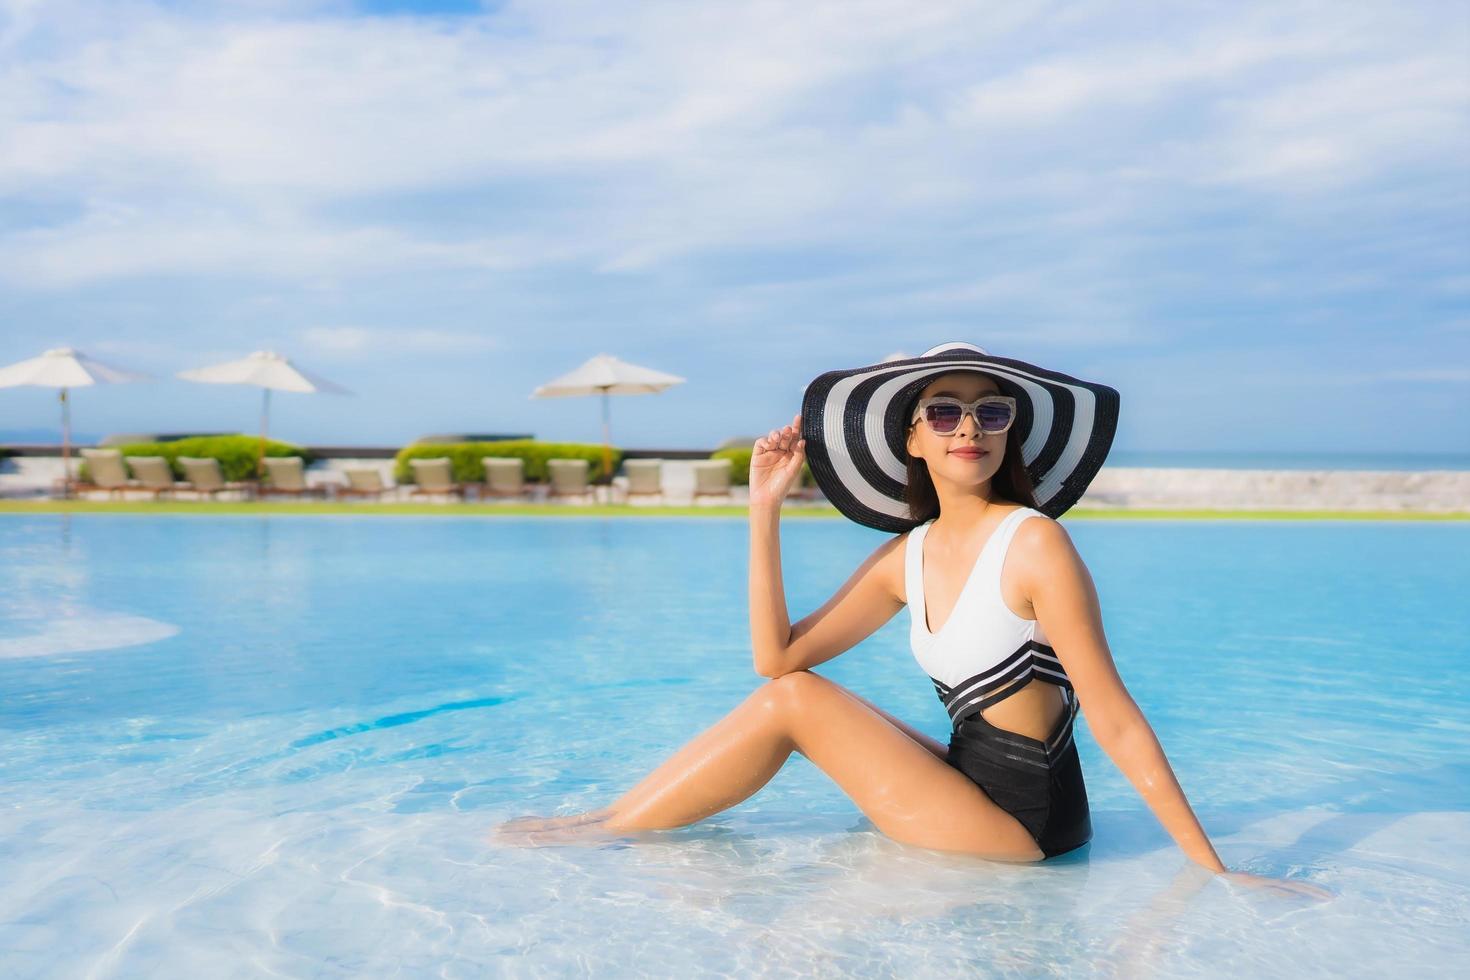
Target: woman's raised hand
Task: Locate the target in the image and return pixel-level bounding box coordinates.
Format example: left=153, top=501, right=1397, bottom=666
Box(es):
left=749, top=412, right=806, bottom=511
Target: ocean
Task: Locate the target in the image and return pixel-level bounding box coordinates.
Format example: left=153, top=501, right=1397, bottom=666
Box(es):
left=1102, top=450, right=1470, bottom=471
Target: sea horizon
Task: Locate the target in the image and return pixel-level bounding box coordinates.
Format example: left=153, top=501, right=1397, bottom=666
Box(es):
left=3, top=432, right=1469, bottom=473
left=1101, top=450, right=1470, bottom=471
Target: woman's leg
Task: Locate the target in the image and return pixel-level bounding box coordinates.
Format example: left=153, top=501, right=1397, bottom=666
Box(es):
left=505, top=671, right=1044, bottom=860
left=497, top=682, right=803, bottom=835
left=500, top=679, right=807, bottom=836
left=499, top=687, right=942, bottom=834
left=842, top=690, right=949, bottom=762
left=594, top=677, right=801, bottom=830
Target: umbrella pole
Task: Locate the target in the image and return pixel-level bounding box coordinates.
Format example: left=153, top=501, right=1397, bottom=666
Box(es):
left=60, top=387, right=72, bottom=500
left=258, top=387, right=270, bottom=483
left=600, top=388, right=612, bottom=484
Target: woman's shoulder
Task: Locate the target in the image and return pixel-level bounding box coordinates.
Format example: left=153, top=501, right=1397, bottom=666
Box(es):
left=890, top=517, right=931, bottom=545
left=887, top=523, right=925, bottom=561
left=1010, top=504, right=1055, bottom=525
left=876, top=521, right=930, bottom=604
left=1009, top=507, right=1077, bottom=567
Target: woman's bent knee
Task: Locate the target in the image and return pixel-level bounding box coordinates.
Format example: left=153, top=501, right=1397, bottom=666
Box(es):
left=750, top=670, right=842, bottom=734
left=746, top=670, right=828, bottom=721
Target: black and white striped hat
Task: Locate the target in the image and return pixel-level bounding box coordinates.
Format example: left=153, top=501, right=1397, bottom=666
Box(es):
left=799, top=342, right=1120, bottom=532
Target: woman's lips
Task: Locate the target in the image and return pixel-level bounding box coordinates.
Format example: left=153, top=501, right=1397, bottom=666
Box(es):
left=949, top=449, right=987, bottom=459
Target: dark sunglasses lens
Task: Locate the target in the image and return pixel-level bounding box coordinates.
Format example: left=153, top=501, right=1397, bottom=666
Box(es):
left=925, top=404, right=963, bottom=432
left=978, top=403, right=1013, bottom=432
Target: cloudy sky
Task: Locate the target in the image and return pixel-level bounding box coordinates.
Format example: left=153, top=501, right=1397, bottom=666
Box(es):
left=1, top=0, right=1466, bottom=454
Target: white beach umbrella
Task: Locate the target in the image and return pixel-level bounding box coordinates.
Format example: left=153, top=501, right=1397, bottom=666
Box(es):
left=177, top=350, right=352, bottom=477
left=0, top=347, right=152, bottom=496
left=530, top=353, right=686, bottom=479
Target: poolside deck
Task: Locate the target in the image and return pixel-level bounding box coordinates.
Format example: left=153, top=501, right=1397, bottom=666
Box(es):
left=3, top=449, right=1467, bottom=514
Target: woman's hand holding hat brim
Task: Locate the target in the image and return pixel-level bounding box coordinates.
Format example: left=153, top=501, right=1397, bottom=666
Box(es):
left=750, top=412, right=806, bottom=510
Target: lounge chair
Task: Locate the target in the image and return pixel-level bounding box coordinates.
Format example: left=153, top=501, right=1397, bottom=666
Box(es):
left=692, top=458, right=733, bottom=503
left=76, top=448, right=135, bottom=499
left=122, top=455, right=180, bottom=499
left=547, top=458, right=594, bottom=503
left=260, top=456, right=327, bottom=499
left=479, top=457, right=530, bottom=501
left=789, top=479, right=823, bottom=502
left=622, top=459, right=664, bottom=504
left=409, top=457, right=467, bottom=499
left=338, top=468, right=390, bottom=500
left=177, top=456, right=256, bottom=500
left=786, top=471, right=822, bottom=501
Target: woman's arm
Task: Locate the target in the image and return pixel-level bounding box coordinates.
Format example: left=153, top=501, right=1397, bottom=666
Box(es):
left=747, top=414, right=905, bottom=678
left=1017, top=517, right=1226, bottom=873
left=748, top=503, right=794, bottom=676
left=748, top=414, right=807, bottom=676
left=1100, top=718, right=1226, bottom=872
left=750, top=505, right=906, bottom=677
left=747, top=414, right=805, bottom=676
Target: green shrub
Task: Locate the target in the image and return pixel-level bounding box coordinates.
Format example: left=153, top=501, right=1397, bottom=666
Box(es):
left=394, top=440, right=622, bottom=484
left=710, top=447, right=751, bottom=485
left=85, top=435, right=310, bottom=483
left=711, top=447, right=814, bottom=488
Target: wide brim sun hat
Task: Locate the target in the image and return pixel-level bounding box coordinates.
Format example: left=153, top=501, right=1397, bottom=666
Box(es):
left=800, top=342, right=1120, bottom=532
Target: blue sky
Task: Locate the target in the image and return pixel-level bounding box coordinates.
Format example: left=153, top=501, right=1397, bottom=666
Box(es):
left=1, top=0, right=1466, bottom=453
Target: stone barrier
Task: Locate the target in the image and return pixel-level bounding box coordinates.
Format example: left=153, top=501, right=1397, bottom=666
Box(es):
left=2, top=451, right=1466, bottom=510
left=1075, top=467, right=1470, bottom=512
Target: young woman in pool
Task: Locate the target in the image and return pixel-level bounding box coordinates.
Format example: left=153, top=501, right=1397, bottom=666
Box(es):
left=498, top=343, right=1327, bottom=897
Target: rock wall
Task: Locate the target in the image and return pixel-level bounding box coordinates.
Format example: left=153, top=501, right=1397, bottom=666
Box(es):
left=3, top=453, right=1467, bottom=511
left=1075, top=467, right=1470, bottom=512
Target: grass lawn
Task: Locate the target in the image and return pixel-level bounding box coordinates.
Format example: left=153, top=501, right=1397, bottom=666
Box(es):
left=0, top=500, right=1466, bottom=520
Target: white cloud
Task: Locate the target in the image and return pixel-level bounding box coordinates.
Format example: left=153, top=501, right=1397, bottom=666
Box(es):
left=1128, top=363, right=1470, bottom=389
left=87, top=338, right=236, bottom=366
left=1380, top=368, right=1470, bottom=383
left=950, top=30, right=1340, bottom=125
left=0, top=0, right=1462, bottom=289
left=2, top=204, right=531, bottom=287
left=301, top=325, right=501, bottom=355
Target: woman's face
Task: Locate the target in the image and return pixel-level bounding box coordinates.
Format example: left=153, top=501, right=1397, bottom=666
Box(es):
left=904, top=370, right=1007, bottom=487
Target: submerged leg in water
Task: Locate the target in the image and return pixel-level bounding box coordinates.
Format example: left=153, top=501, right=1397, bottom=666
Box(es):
left=491, top=670, right=1044, bottom=861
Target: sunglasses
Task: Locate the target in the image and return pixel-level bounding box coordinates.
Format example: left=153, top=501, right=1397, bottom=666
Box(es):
left=910, top=395, right=1018, bottom=436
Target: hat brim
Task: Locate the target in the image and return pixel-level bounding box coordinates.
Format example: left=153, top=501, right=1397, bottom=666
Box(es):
left=800, top=349, right=1119, bottom=532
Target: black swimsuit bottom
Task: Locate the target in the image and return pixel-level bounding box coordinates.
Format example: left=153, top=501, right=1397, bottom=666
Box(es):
left=944, top=704, right=1093, bottom=859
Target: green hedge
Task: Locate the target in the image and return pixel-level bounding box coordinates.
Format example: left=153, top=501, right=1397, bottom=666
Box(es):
left=82, top=435, right=311, bottom=483
left=395, top=440, right=623, bottom=484
left=710, top=447, right=814, bottom=488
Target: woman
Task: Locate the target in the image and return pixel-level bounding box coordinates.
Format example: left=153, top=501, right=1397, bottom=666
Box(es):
left=498, top=343, right=1326, bottom=897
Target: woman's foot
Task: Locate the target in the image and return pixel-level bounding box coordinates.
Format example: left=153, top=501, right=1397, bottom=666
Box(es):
left=500, top=821, right=625, bottom=848
left=493, top=807, right=614, bottom=837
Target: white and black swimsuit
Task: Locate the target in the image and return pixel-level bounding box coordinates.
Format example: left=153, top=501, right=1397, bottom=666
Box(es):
left=905, top=506, right=1092, bottom=858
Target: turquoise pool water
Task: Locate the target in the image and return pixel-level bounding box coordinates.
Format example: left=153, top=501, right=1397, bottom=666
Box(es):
left=1, top=514, right=1467, bottom=977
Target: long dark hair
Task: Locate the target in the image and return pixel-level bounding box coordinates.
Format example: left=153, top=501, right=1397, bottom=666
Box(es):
left=902, top=375, right=1040, bottom=523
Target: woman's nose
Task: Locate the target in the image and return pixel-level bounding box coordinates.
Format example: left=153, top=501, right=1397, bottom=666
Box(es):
left=952, top=410, right=982, bottom=438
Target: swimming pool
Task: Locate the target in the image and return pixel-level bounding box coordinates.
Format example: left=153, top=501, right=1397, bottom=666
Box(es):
left=2, top=514, right=1467, bottom=977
